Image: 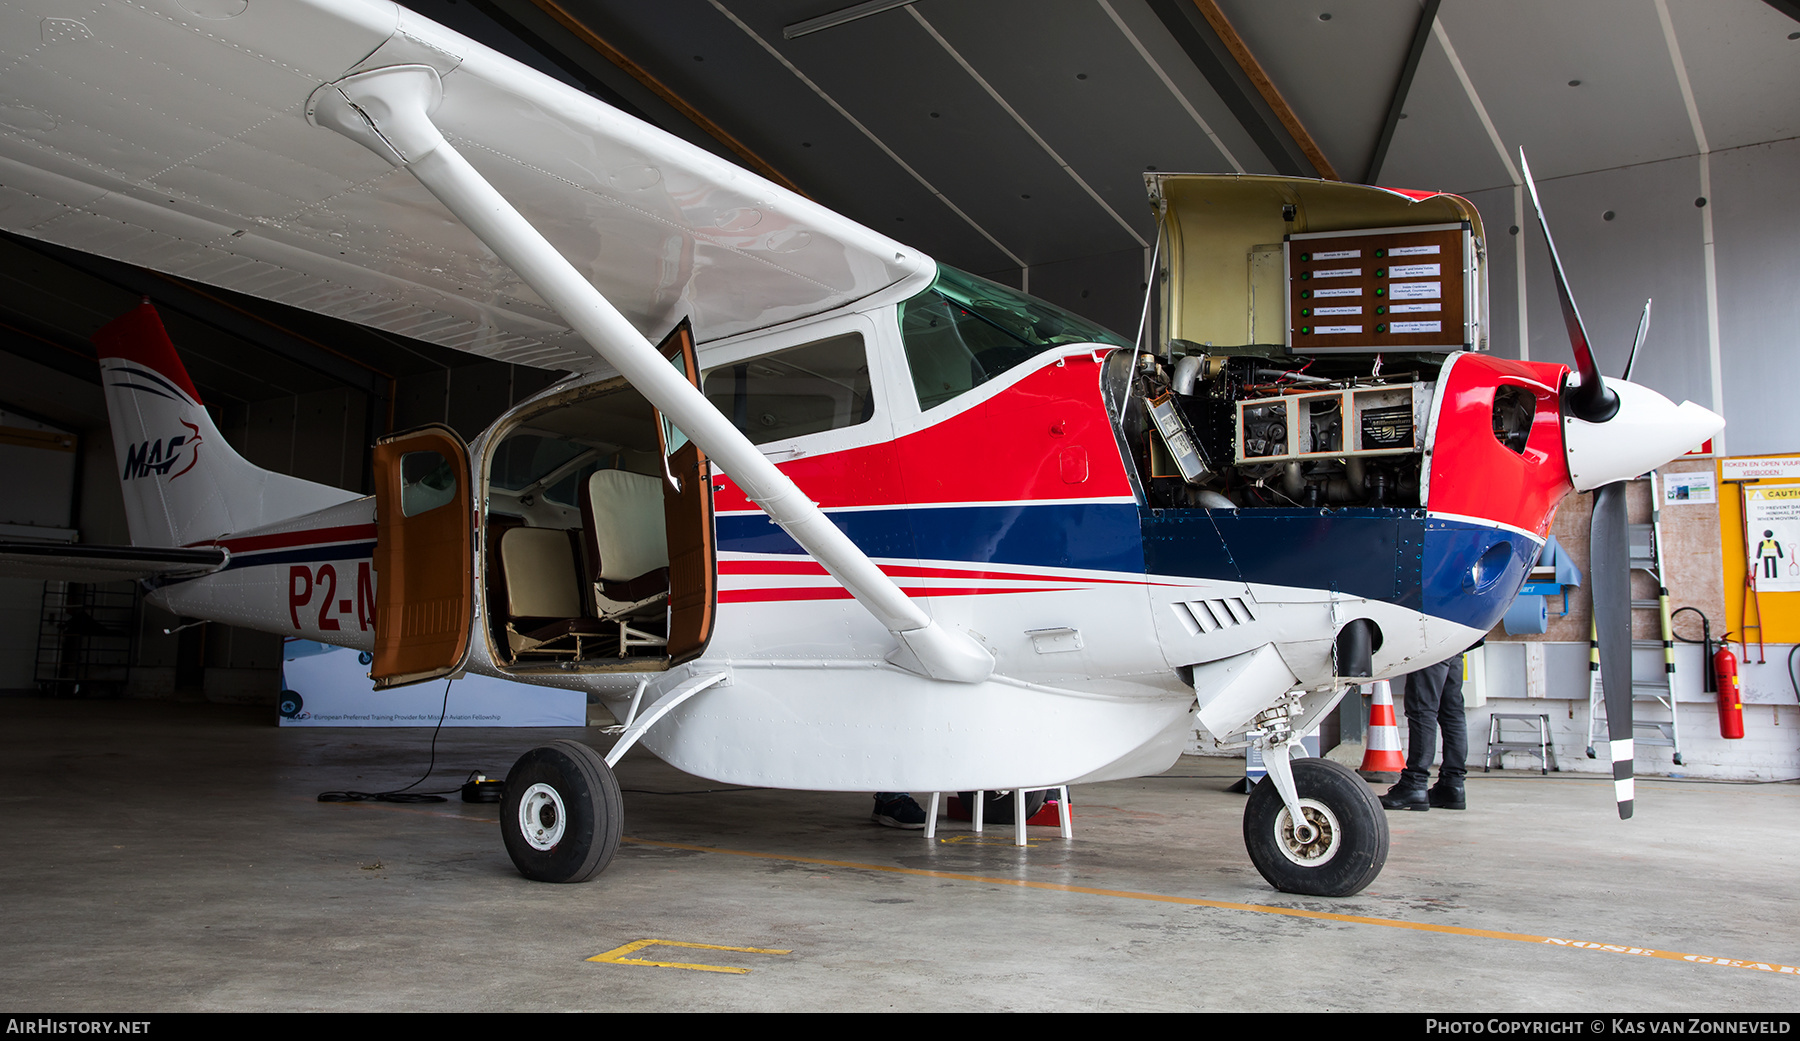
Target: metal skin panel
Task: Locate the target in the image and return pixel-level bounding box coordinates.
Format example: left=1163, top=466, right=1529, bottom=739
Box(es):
left=155, top=496, right=379, bottom=650
left=1422, top=352, right=1573, bottom=537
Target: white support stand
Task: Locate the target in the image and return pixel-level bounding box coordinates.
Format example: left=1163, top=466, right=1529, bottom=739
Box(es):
left=926, top=788, right=1073, bottom=845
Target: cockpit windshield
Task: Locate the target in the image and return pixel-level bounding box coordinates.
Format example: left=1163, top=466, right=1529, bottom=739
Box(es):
left=898, top=265, right=1130, bottom=410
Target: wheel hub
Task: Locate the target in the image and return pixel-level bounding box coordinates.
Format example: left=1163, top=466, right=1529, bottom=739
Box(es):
left=519, top=782, right=567, bottom=851
left=1275, top=799, right=1340, bottom=867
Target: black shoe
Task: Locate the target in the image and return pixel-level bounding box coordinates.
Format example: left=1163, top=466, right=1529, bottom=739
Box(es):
left=1379, top=784, right=1430, bottom=811
left=872, top=794, right=928, bottom=829
left=1428, top=783, right=1466, bottom=810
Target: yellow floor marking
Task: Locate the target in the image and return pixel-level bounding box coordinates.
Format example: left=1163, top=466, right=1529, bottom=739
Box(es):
left=621, top=837, right=1798, bottom=978
left=587, top=938, right=792, bottom=974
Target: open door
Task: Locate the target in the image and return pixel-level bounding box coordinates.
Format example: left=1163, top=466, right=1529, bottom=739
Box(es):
left=371, top=424, right=473, bottom=688
left=654, top=320, right=717, bottom=664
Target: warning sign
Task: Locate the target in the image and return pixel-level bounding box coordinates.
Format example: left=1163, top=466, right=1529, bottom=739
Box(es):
left=1744, top=486, right=1800, bottom=592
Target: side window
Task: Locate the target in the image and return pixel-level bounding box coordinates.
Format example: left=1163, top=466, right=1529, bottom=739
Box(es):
left=702, top=332, right=873, bottom=446
left=399, top=450, right=457, bottom=517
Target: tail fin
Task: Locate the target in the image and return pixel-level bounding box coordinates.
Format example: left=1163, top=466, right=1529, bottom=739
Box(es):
left=94, top=301, right=357, bottom=548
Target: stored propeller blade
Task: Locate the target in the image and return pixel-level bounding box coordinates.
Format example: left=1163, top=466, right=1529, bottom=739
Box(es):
left=1622, top=298, right=1652, bottom=383
left=1590, top=481, right=1634, bottom=818
left=1520, top=150, right=1618, bottom=423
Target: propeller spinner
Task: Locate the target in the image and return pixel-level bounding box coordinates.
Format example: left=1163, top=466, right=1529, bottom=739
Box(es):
left=1520, top=150, right=1723, bottom=819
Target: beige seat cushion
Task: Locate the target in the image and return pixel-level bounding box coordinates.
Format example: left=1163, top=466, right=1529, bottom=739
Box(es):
left=500, top=527, right=582, bottom=619
left=588, top=469, right=668, bottom=581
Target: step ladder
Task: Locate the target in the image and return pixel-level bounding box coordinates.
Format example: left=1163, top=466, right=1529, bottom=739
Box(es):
left=1586, top=471, right=1683, bottom=766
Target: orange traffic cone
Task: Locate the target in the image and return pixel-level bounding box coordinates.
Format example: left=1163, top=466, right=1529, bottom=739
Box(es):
left=1359, top=679, right=1406, bottom=780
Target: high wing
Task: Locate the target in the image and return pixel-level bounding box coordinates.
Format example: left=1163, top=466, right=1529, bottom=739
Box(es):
left=0, top=0, right=929, bottom=370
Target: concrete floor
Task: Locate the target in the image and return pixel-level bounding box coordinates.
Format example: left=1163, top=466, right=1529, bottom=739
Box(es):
left=2, top=699, right=1796, bottom=1013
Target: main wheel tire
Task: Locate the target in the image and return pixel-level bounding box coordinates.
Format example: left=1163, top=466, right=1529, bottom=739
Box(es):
left=501, top=740, right=622, bottom=883
left=957, top=789, right=1050, bottom=825
left=1242, top=758, right=1388, bottom=897
left=278, top=691, right=303, bottom=719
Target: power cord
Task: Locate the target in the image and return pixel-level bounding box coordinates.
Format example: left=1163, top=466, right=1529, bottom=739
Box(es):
left=317, top=677, right=478, bottom=803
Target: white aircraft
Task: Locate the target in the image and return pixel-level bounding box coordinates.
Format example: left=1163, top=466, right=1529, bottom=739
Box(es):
left=0, top=0, right=1720, bottom=895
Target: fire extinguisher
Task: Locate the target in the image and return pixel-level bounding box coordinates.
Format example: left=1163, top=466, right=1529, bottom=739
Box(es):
left=1674, top=607, right=1744, bottom=740
left=1714, top=637, right=1744, bottom=740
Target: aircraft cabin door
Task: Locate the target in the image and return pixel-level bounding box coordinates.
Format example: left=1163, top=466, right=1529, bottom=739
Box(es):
left=654, top=320, right=717, bottom=664
left=371, top=425, right=473, bottom=689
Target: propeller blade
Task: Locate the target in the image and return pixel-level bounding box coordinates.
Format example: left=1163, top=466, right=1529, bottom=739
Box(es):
left=1520, top=150, right=1618, bottom=423
left=1591, top=480, right=1634, bottom=818
left=1622, top=298, right=1652, bottom=382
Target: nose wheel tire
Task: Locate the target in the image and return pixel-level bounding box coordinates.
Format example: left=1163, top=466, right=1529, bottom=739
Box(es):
left=501, top=740, right=622, bottom=883
left=1243, top=757, right=1388, bottom=897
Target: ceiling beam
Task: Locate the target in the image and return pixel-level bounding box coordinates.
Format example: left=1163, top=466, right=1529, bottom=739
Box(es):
left=525, top=0, right=810, bottom=197
left=1145, top=0, right=1304, bottom=177
left=784, top=0, right=915, bottom=40
left=1184, top=0, right=1337, bottom=181
left=1365, top=0, right=1441, bottom=185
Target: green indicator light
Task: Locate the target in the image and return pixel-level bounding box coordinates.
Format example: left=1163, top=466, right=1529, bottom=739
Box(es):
left=1376, top=268, right=1386, bottom=277
left=1375, top=248, right=1386, bottom=258
left=1376, top=306, right=1386, bottom=314
left=1301, top=253, right=1311, bottom=262
left=1301, top=326, right=1312, bottom=335
left=1301, top=308, right=1311, bottom=316
left=1300, top=290, right=1311, bottom=299
left=1375, top=287, right=1385, bottom=296
left=1300, top=271, right=1311, bottom=280
left=1377, top=323, right=1387, bottom=333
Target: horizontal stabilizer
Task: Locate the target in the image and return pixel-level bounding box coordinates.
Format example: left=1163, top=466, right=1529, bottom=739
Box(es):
left=0, top=542, right=226, bottom=583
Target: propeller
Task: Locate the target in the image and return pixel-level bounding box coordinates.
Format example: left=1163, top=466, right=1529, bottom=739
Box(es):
left=1520, top=149, right=1636, bottom=818
left=1623, top=299, right=1652, bottom=383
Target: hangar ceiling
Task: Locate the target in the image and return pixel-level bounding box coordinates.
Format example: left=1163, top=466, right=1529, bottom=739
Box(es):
left=2, top=0, right=1796, bottom=455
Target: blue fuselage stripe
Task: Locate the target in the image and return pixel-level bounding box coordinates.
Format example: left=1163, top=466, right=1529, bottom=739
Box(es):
left=720, top=503, right=1532, bottom=630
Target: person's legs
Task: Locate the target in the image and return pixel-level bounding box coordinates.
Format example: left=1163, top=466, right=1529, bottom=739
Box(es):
left=1383, top=661, right=1449, bottom=810
left=1436, top=655, right=1467, bottom=784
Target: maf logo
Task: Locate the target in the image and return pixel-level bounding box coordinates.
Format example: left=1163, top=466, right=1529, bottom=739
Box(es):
left=123, top=419, right=203, bottom=480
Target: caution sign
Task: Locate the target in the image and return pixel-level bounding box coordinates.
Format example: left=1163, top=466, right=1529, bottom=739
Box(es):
left=1744, top=486, right=1800, bottom=592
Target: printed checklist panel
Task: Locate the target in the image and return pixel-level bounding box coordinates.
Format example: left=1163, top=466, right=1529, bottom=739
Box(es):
left=1284, top=223, right=1474, bottom=354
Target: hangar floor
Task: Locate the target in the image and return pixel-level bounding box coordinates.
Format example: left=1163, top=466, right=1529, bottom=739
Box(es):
left=2, top=699, right=1794, bottom=1013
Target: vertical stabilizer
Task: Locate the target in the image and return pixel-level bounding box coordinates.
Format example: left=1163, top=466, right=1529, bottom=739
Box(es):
left=94, top=302, right=358, bottom=548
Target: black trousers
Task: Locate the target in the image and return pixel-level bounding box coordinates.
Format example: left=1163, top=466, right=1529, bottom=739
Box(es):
left=1401, top=654, right=1467, bottom=789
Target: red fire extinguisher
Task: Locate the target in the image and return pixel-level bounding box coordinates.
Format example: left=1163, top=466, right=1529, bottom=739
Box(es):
left=1714, top=636, right=1744, bottom=740
left=1676, top=608, right=1744, bottom=740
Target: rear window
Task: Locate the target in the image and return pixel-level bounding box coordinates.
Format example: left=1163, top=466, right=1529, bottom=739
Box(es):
left=702, top=332, right=873, bottom=446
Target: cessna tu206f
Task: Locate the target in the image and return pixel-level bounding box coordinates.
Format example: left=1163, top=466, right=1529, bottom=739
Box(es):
left=0, top=0, right=1721, bottom=895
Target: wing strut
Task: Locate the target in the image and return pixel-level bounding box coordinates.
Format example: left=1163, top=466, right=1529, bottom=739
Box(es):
left=307, top=65, right=992, bottom=684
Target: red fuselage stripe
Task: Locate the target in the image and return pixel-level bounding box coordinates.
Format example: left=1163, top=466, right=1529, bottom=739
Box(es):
left=188, top=523, right=378, bottom=553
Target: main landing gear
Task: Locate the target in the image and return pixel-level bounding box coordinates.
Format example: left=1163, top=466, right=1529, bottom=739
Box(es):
left=500, top=740, right=622, bottom=883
